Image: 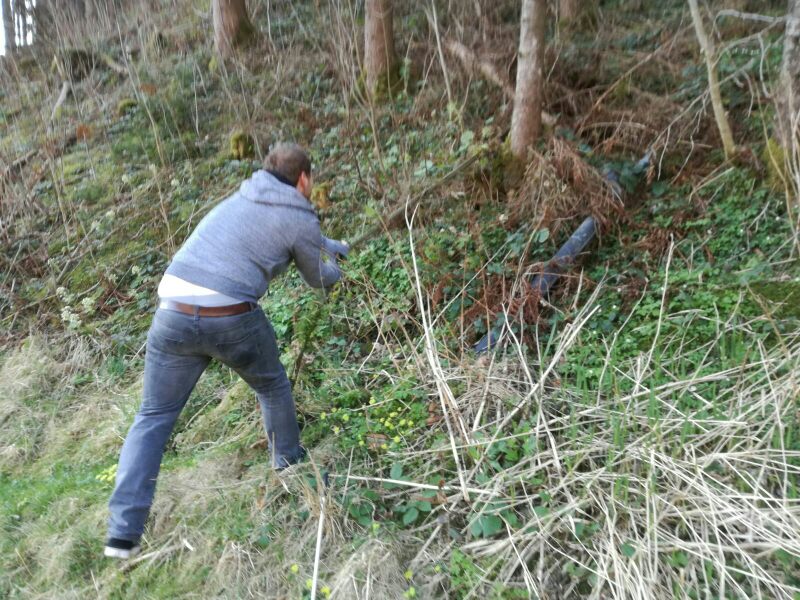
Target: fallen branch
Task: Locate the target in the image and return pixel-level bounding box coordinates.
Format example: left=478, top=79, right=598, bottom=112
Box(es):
left=1, top=149, right=37, bottom=183
left=716, top=9, right=786, bottom=24
left=344, top=474, right=498, bottom=497
left=444, top=38, right=556, bottom=126
left=1, top=133, right=78, bottom=190
left=51, top=81, right=71, bottom=121
left=119, top=540, right=191, bottom=573
left=98, top=51, right=127, bottom=75
left=44, top=133, right=79, bottom=162
left=445, top=38, right=514, bottom=98
left=310, top=478, right=326, bottom=600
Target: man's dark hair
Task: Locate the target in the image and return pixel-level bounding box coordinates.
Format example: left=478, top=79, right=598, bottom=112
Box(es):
left=263, top=142, right=312, bottom=186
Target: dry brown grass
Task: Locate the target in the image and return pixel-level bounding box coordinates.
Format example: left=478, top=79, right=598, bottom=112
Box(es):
left=0, top=335, right=93, bottom=469
left=341, top=224, right=800, bottom=598
left=507, top=137, right=624, bottom=234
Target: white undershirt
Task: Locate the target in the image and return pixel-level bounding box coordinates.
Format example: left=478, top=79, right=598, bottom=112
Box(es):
left=157, top=274, right=244, bottom=307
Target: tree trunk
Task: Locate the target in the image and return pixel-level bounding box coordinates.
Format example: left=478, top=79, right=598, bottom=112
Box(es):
left=364, top=0, right=396, bottom=96
left=776, top=0, right=800, bottom=149
left=32, top=0, right=54, bottom=45
left=510, top=0, right=547, bottom=160
left=2, top=0, right=15, bottom=52
left=688, top=0, right=737, bottom=160
left=212, top=0, right=255, bottom=57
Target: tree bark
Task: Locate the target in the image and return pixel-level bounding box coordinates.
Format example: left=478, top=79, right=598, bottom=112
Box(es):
left=364, top=0, right=396, bottom=95
left=776, top=0, right=800, bottom=148
left=212, top=0, right=255, bottom=57
left=688, top=0, right=737, bottom=160
left=510, top=0, right=547, bottom=160
left=2, top=0, right=14, bottom=52
left=32, top=0, right=54, bottom=45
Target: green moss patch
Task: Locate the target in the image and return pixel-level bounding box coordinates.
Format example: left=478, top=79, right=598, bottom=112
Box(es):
left=751, top=279, right=800, bottom=319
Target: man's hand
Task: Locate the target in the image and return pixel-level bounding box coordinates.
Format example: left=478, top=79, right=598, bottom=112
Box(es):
left=323, top=237, right=350, bottom=261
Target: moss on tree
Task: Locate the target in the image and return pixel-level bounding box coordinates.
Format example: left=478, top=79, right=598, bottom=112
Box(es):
left=116, top=98, right=138, bottom=118
left=751, top=279, right=800, bottom=318
left=763, top=137, right=788, bottom=190
left=229, top=130, right=255, bottom=160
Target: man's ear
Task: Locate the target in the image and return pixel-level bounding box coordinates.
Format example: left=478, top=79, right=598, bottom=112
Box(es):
left=297, top=171, right=309, bottom=193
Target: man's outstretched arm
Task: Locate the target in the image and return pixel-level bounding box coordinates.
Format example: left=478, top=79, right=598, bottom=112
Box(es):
left=292, top=219, right=344, bottom=289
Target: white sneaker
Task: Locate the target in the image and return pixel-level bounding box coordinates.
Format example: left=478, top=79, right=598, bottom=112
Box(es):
left=104, top=538, right=141, bottom=559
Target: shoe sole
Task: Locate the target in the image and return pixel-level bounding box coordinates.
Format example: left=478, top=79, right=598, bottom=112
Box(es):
left=104, top=545, right=141, bottom=559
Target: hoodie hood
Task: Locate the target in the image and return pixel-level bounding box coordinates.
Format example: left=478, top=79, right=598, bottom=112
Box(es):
left=238, top=170, right=317, bottom=214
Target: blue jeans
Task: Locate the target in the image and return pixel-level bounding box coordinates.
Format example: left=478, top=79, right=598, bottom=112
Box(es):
left=107, top=306, right=303, bottom=543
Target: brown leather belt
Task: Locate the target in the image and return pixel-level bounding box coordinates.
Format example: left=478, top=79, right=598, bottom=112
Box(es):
left=158, top=299, right=255, bottom=317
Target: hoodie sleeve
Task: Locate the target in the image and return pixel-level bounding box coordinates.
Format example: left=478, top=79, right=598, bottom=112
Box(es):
left=292, top=217, right=342, bottom=289
left=321, top=236, right=350, bottom=259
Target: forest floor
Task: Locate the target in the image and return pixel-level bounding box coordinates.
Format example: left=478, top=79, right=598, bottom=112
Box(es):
left=1, top=0, right=799, bottom=598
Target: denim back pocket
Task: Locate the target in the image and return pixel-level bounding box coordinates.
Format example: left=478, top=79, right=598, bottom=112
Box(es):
left=214, top=328, right=262, bottom=369
left=146, top=318, right=198, bottom=367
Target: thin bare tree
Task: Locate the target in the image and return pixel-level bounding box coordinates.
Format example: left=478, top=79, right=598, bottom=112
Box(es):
left=364, top=0, right=396, bottom=96
left=688, top=0, right=736, bottom=160
left=2, top=0, right=15, bottom=52
left=212, top=0, right=255, bottom=57
left=31, top=0, right=54, bottom=45
left=510, top=0, right=547, bottom=160
left=776, top=0, right=800, bottom=149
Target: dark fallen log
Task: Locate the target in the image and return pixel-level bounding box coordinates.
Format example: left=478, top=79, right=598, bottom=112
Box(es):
left=474, top=152, right=650, bottom=354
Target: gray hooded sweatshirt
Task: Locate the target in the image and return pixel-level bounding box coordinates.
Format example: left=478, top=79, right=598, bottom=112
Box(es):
left=165, top=170, right=343, bottom=303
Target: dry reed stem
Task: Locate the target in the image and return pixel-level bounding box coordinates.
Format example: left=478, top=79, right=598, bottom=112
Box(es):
left=374, top=228, right=800, bottom=597
left=407, top=203, right=472, bottom=502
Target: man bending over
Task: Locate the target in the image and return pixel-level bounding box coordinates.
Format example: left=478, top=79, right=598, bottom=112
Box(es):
left=104, top=143, right=348, bottom=559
